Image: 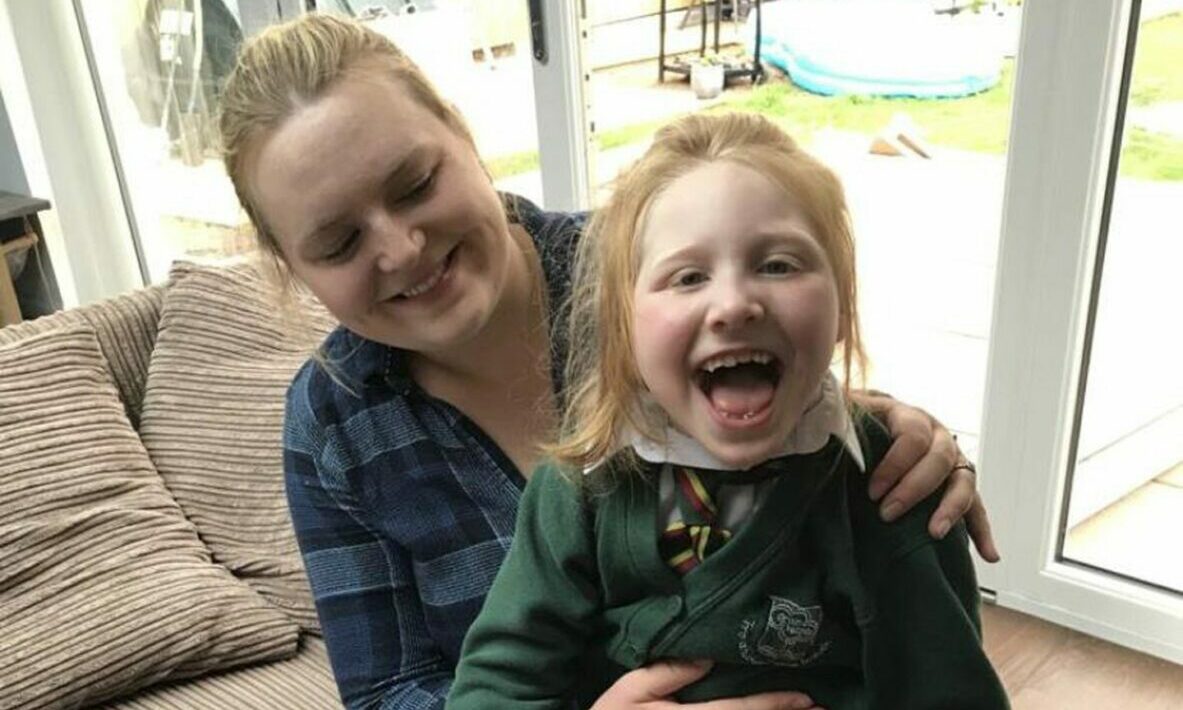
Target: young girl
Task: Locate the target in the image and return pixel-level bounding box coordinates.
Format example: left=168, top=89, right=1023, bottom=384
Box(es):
left=448, top=113, right=1009, bottom=710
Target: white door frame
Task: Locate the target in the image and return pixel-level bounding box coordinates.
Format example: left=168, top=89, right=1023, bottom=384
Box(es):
left=528, top=0, right=592, bottom=212
left=978, top=0, right=1181, bottom=663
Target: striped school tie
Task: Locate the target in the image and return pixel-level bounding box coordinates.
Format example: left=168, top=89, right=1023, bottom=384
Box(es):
left=659, top=464, right=780, bottom=575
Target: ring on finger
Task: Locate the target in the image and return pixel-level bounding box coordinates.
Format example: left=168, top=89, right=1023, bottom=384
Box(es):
left=952, top=460, right=977, bottom=477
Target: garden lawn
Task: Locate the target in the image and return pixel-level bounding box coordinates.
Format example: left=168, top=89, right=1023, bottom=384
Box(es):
left=488, top=12, right=1183, bottom=182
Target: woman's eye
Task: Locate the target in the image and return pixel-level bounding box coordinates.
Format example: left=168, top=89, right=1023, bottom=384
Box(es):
left=322, top=230, right=360, bottom=263
left=403, top=171, right=435, bottom=202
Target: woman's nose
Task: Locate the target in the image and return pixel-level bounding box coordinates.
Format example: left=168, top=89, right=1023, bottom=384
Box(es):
left=708, top=282, right=765, bottom=331
left=373, top=218, right=425, bottom=273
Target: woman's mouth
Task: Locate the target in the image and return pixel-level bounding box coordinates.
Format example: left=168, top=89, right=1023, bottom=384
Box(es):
left=390, top=248, right=456, bottom=301
left=695, top=350, right=783, bottom=425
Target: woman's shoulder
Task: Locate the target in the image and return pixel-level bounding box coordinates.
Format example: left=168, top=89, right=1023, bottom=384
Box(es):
left=285, top=326, right=402, bottom=433
left=507, top=192, right=588, bottom=237
left=506, top=193, right=587, bottom=266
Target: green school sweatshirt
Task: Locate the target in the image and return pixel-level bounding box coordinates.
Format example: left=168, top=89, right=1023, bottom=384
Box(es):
left=449, top=413, right=1009, bottom=709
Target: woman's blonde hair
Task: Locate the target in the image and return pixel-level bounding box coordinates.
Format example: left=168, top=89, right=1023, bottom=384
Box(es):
left=219, top=12, right=479, bottom=268
left=550, top=112, right=867, bottom=474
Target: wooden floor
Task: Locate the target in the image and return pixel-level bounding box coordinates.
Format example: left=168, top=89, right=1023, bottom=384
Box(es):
left=981, top=604, right=1183, bottom=709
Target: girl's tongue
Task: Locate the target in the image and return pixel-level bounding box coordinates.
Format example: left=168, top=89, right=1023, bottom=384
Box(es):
left=705, top=363, right=776, bottom=417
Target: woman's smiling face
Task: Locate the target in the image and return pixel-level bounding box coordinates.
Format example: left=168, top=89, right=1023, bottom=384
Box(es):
left=247, top=71, right=514, bottom=356
left=631, top=160, right=842, bottom=469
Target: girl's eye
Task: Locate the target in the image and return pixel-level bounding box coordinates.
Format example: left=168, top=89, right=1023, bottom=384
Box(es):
left=322, top=230, right=361, bottom=263
left=760, top=258, right=797, bottom=275
left=673, top=270, right=707, bottom=288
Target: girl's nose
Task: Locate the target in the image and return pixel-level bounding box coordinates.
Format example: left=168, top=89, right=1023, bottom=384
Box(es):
left=374, top=219, right=425, bottom=273
left=708, top=283, right=765, bottom=331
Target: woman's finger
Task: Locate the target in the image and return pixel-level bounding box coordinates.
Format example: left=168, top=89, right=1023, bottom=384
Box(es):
left=866, top=406, right=936, bottom=502
left=877, top=426, right=957, bottom=522
left=964, top=493, right=1001, bottom=562
left=590, top=659, right=712, bottom=707
left=927, top=465, right=977, bottom=539
left=683, top=691, right=821, bottom=710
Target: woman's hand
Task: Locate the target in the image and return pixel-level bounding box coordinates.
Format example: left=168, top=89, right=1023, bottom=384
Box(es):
left=853, top=392, right=1001, bottom=563
left=591, top=659, right=823, bottom=709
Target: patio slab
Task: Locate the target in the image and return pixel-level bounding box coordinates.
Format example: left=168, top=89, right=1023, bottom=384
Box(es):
left=1065, top=480, right=1183, bottom=592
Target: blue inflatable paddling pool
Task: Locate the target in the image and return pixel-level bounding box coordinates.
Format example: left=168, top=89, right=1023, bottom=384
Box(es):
left=748, top=0, right=1004, bottom=98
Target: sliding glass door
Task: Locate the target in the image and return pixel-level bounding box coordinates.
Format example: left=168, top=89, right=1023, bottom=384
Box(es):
left=979, top=0, right=1181, bottom=663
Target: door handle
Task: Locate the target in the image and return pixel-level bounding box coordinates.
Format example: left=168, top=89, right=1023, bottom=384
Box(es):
left=528, top=0, right=547, bottom=63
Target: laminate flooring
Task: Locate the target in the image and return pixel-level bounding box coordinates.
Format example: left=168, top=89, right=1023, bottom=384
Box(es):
left=981, top=604, right=1183, bottom=709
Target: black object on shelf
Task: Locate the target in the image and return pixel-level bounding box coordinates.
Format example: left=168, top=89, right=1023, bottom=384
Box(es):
left=658, top=0, right=764, bottom=86
left=0, top=191, right=62, bottom=326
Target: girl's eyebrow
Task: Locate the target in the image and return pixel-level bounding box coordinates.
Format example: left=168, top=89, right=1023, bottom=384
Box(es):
left=641, top=243, right=706, bottom=272
left=761, top=229, right=823, bottom=254
left=644, top=227, right=819, bottom=266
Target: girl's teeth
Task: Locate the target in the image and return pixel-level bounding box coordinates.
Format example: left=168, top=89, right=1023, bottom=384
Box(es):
left=703, top=351, right=774, bottom=372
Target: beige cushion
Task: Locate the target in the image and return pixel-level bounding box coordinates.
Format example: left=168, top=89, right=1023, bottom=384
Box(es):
left=96, top=637, right=342, bottom=710
left=0, top=285, right=165, bottom=427
left=139, top=261, right=334, bottom=632
left=0, top=326, right=299, bottom=710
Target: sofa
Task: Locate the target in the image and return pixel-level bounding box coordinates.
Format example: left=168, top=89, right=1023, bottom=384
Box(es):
left=0, top=260, right=345, bottom=709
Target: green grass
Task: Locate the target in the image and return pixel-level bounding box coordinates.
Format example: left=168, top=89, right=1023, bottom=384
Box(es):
left=1129, top=12, right=1183, bottom=106
left=715, top=60, right=1016, bottom=156
left=1120, top=128, right=1183, bottom=181
left=486, top=119, right=669, bottom=180
left=487, top=12, right=1183, bottom=182
left=486, top=150, right=539, bottom=180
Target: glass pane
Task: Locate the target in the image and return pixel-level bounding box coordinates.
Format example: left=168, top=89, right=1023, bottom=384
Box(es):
left=583, top=0, right=1026, bottom=457
left=77, top=0, right=540, bottom=283
left=1061, top=7, right=1183, bottom=593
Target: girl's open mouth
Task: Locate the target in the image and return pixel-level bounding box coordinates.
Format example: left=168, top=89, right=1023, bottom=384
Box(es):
left=695, top=351, right=783, bottom=426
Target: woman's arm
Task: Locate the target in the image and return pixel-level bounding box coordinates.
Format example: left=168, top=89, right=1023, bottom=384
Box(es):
left=592, top=661, right=821, bottom=710
left=285, top=394, right=452, bottom=709
left=852, top=392, right=999, bottom=562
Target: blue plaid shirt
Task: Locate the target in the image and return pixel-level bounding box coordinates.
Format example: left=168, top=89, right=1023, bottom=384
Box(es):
left=284, top=197, right=585, bottom=709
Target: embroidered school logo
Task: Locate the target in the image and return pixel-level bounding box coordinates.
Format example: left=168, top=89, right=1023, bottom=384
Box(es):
left=738, top=596, right=831, bottom=667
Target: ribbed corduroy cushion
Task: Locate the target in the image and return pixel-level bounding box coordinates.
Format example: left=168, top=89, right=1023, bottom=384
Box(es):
left=0, top=285, right=164, bottom=427
left=0, top=327, right=300, bottom=710
left=97, top=637, right=342, bottom=710
left=139, top=262, right=334, bottom=632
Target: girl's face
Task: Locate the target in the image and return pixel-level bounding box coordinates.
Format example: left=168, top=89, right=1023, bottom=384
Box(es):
left=631, top=161, right=842, bottom=469
left=248, top=72, right=513, bottom=357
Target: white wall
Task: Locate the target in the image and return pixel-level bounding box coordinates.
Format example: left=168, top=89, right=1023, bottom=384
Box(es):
left=0, top=93, right=30, bottom=194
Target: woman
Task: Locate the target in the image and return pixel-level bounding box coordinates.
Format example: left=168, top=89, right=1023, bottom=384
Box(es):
left=218, top=13, right=996, bottom=710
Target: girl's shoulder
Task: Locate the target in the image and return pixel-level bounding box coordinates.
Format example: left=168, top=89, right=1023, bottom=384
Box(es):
left=529, top=451, right=661, bottom=507
left=844, top=407, right=942, bottom=560
left=848, top=404, right=894, bottom=470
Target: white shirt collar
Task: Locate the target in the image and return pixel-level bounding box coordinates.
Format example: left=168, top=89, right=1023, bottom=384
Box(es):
left=624, top=372, right=865, bottom=472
